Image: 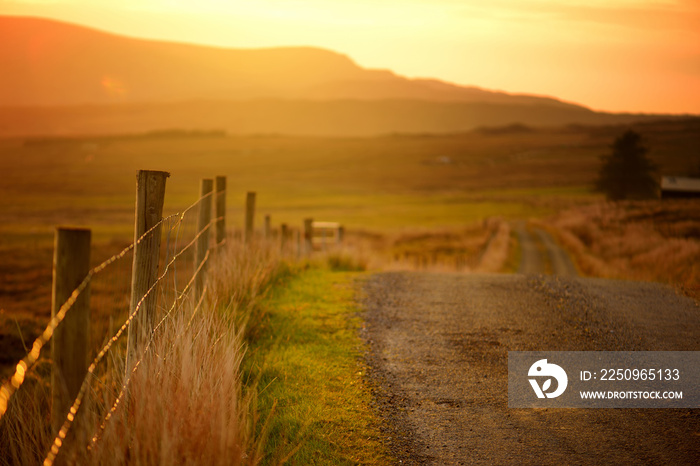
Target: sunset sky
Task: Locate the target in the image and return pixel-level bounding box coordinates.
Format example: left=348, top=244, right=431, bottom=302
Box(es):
left=2, top=0, right=699, bottom=114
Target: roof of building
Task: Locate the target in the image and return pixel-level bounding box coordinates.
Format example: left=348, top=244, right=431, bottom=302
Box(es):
left=660, top=176, right=700, bottom=192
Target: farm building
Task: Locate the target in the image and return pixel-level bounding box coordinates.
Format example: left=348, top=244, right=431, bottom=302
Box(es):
left=660, top=176, right=700, bottom=199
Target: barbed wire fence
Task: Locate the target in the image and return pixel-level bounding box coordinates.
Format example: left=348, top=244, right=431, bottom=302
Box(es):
left=0, top=171, right=228, bottom=465
left=0, top=170, right=346, bottom=465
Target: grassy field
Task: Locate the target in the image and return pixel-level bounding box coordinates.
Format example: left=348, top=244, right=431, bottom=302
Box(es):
left=3, top=120, right=697, bottom=235
left=1, top=118, right=698, bottom=370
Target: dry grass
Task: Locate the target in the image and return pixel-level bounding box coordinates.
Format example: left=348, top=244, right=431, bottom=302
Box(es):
left=0, top=237, right=293, bottom=466
left=341, top=218, right=510, bottom=273
left=543, top=200, right=700, bottom=298
left=0, top=360, right=53, bottom=465
left=83, top=300, right=253, bottom=466
left=475, top=220, right=511, bottom=273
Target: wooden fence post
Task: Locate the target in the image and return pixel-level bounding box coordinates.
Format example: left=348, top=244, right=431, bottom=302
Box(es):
left=195, top=179, right=213, bottom=301
left=215, top=176, right=226, bottom=247
left=264, top=214, right=271, bottom=240
left=127, top=170, right=169, bottom=371
left=337, top=225, right=345, bottom=244
left=280, top=223, right=288, bottom=252
left=304, top=218, right=313, bottom=255
left=51, top=227, right=91, bottom=435
left=245, top=192, right=256, bottom=244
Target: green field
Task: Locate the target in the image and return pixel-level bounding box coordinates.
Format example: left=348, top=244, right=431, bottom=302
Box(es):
left=3, top=121, right=696, bottom=239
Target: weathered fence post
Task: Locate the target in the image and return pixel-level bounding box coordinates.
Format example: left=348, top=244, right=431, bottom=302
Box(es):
left=51, top=227, right=91, bottom=435
left=296, top=230, right=301, bottom=259
left=264, top=214, right=271, bottom=240
left=304, top=218, right=313, bottom=255
left=337, top=225, right=345, bottom=245
left=280, top=223, right=288, bottom=252
left=127, top=170, right=169, bottom=371
left=215, top=176, right=226, bottom=247
left=245, top=192, right=256, bottom=244
left=195, top=179, right=213, bottom=301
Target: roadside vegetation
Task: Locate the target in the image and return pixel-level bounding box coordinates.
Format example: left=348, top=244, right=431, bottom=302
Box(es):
left=543, top=200, right=700, bottom=298
left=1, top=240, right=294, bottom=465
left=246, top=265, right=389, bottom=465
left=343, top=218, right=511, bottom=273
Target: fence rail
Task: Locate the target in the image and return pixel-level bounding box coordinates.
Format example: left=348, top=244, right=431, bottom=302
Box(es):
left=0, top=170, right=345, bottom=464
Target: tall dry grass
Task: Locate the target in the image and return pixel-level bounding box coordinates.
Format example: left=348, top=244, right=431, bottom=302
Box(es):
left=0, top=360, right=53, bottom=465
left=543, top=200, right=700, bottom=297
left=343, top=218, right=508, bottom=273
left=475, top=220, right=511, bottom=273
left=85, top=301, right=254, bottom=465
left=0, top=237, right=293, bottom=466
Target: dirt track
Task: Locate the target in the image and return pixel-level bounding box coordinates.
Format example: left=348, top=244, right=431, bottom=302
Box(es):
left=514, top=223, right=577, bottom=276
left=362, top=249, right=700, bottom=464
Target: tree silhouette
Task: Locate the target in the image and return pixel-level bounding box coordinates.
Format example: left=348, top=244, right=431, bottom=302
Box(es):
left=596, top=130, right=658, bottom=200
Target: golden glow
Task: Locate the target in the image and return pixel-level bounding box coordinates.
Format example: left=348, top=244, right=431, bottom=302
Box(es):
left=1, top=0, right=699, bottom=113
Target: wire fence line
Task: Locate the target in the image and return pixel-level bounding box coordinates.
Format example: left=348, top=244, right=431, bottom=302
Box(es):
left=45, top=244, right=214, bottom=466
left=0, top=175, right=225, bottom=465
left=0, top=172, right=345, bottom=465
left=0, top=213, right=177, bottom=421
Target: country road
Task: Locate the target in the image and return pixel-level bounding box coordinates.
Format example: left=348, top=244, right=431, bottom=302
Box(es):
left=362, top=247, right=700, bottom=463
left=514, top=223, right=577, bottom=276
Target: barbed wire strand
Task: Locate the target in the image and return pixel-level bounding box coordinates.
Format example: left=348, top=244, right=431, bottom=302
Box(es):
left=43, top=220, right=215, bottom=466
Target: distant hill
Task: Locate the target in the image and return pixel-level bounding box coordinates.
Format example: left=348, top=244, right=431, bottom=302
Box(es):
left=0, top=16, right=675, bottom=136
left=0, top=15, right=582, bottom=108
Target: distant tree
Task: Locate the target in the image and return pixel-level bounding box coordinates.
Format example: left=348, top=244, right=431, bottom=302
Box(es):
left=596, top=130, right=658, bottom=200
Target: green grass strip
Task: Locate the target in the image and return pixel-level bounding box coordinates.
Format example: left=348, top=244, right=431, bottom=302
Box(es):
left=248, top=268, right=389, bottom=465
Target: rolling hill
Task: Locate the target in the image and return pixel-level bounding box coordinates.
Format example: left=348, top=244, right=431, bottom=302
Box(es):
left=0, top=15, right=674, bottom=136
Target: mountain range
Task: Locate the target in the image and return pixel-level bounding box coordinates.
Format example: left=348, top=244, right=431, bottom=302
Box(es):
left=0, top=16, right=674, bottom=137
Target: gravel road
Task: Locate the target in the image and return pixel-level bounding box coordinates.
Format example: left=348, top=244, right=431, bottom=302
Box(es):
left=362, top=272, right=700, bottom=465
left=515, top=223, right=577, bottom=276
